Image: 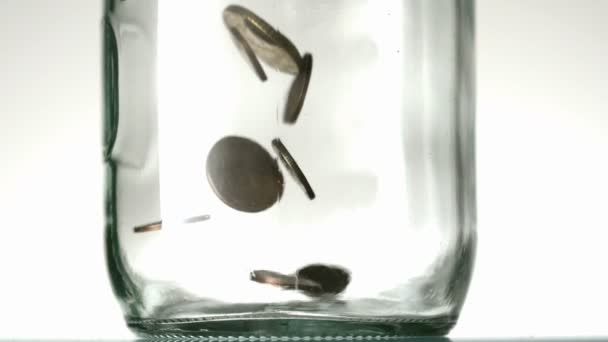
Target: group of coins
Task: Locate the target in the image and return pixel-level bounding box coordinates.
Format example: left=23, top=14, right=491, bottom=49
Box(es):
left=133, top=5, right=314, bottom=232
left=205, top=5, right=316, bottom=214
left=132, top=5, right=351, bottom=299
left=220, top=6, right=351, bottom=297
left=206, top=135, right=315, bottom=213
left=251, top=264, right=351, bottom=297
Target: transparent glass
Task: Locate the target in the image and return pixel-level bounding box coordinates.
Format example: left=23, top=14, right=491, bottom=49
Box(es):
left=103, top=0, right=476, bottom=338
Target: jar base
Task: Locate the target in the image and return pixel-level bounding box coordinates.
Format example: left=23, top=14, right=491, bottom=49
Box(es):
left=127, top=315, right=456, bottom=339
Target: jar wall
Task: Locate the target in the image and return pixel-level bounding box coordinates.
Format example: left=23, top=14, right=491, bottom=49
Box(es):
left=103, top=0, right=476, bottom=337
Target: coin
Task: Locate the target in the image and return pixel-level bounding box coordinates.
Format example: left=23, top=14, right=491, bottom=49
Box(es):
left=284, top=53, right=313, bottom=124
left=222, top=5, right=249, bottom=29
left=228, top=27, right=267, bottom=81
left=296, top=264, right=351, bottom=295
left=271, top=138, right=315, bottom=200
left=242, top=16, right=302, bottom=75
left=250, top=270, right=323, bottom=294
left=133, top=221, right=162, bottom=233
left=223, top=5, right=302, bottom=75
left=183, top=214, right=211, bottom=224
left=207, top=136, right=284, bottom=213
left=250, top=270, right=293, bottom=288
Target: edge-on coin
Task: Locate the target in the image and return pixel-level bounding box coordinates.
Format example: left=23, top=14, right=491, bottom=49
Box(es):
left=250, top=269, right=323, bottom=294
left=271, top=138, right=315, bottom=200
left=284, top=53, right=313, bottom=124
left=250, top=270, right=294, bottom=288
left=228, top=27, right=267, bottom=81
left=183, top=214, right=211, bottom=224
left=133, top=221, right=162, bottom=233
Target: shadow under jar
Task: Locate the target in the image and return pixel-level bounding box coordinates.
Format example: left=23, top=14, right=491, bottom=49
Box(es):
left=103, top=0, right=476, bottom=338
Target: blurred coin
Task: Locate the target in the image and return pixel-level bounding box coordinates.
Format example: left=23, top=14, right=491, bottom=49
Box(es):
left=296, top=264, right=351, bottom=295
left=284, top=53, right=313, bottom=124
left=133, top=221, right=162, bottom=233
left=223, top=5, right=249, bottom=29
left=207, top=136, right=284, bottom=213
left=228, top=27, right=267, bottom=81
left=183, top=214, right=211, bottom=224
left=223, top=5, right=302, bottom=75
left=250, top=270, right=322, bottom=294
left=250, top=270, right=293, bottom=288
left=271, top=138, right=315, bottom=200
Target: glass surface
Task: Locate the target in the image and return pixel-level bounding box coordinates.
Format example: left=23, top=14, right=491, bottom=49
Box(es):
left=103, top=0, right=476, bottom=338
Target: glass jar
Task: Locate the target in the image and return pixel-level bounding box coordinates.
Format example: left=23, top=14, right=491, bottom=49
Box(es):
left=103, top=0, right=476, bottom=338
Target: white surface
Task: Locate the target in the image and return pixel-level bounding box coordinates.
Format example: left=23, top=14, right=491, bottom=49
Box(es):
left=1, top=0, right=607, bottom=339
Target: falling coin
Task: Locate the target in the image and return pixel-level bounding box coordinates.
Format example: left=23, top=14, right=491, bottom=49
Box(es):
left=296, top=264, right=351, bottom=295
left=271, top=138, right=315, bottom=200
left=250, top=270, right=323, bottom=294
left=207, top=136, right=284, bottom=213
left=242, top=16, right=303, bottom=75
left=183, top=214, right=211, bottom=224
left=228, top=27, right=267, bottom=81
left=284, top=53, right=313, bottom=124
left=223, top=5, right=302, bottom=75
left=133, top=221, right=162, bottom=233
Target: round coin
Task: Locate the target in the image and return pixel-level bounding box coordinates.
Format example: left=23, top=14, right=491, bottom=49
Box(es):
left=206, top=136, right=284, bottom=213
left=228, top=27, right=267, bottom=81
left=296, top=264, right=351, bottom=296
left=284, top=53, right=313, bottom=124
left=271, top=138, right=315, bottom=200
left=223, top=5, right=302, bottom=75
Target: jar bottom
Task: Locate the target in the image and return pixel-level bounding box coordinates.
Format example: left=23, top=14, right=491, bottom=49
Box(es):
left=127, top=314, right=456, bottom=338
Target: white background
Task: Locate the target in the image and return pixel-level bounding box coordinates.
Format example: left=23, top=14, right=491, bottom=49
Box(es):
left=1, top=0, right=607, bottom=339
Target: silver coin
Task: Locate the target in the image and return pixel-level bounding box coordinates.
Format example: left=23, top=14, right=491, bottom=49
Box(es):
left=133, top=221, right=162, bottom=233
left=271, top=138, right=315, bottom=200
left=284, top=53, right=313, bottom=124
left=223, top=5, right=302, bottom=75
left=228, top=27, right=267, bottom=81
left=207, top=136, right=284, bottom=213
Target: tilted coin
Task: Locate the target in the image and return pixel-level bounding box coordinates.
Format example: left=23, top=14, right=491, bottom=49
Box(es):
left=271, top=138, right=315, bottom=200
left=133, top=221, right=162, bottom=233
left=284, top=53, right=313, bottom=124
left=296, top=264, right=351, bottom=296
left=250, top=270, right=294, bottom=288
left=223, top=5, right=302, bottom=75
left=228, top=27, right=267, bottom=81
left=250, top=269, right=323, bottom=294
left=242, top=16, right=302, bottom=75
left=223, top=5, right=249, bottom=30
left=206, top=136, right=284, bottom=213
